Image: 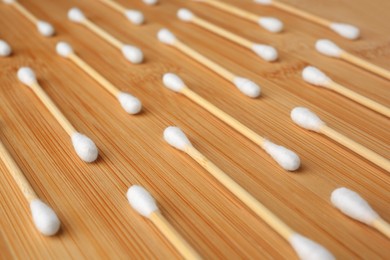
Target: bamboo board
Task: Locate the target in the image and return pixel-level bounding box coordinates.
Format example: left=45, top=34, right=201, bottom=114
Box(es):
left=0, top=0, right=389, bottom=258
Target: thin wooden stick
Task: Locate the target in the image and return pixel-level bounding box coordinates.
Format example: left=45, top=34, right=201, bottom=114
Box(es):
left=82, top=19, right=124, bottom=49
left=372, top=218, right=390, bottom=239
left=11, top=1, right=39, bottom=24
left=98, top=0, right=127, bottom=13
left=149, top=211, right=202, bottom=260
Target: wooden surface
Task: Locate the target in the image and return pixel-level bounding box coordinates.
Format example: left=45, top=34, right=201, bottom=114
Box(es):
left=0, top=0, right=389, bottom=259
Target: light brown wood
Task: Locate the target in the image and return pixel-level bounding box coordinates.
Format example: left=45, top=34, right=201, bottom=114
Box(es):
left=99, top=0, right=127, bottom=14
left=320, top=125, right=390, bottom=172
left=82, top=18, right=124, bottom=49
left=372, top=218, right=390, bottom=239
left=327, top=81, right=390, bottom=117
left=150, top=211, right=202, bottom=260
left=11, top=1, right=38, bottom=24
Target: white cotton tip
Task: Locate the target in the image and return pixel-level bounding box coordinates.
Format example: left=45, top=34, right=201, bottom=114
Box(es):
left=143, top=0, right=158, bottom=5
left=17, top=67, right=37, bottom=86
left=0, top=40, right=12, bottom=57
left=68, top=8, right=86, bottom=23
left=258, top=17, right=283, bottom=33
left=157, top=28, right=177, bottom=45
left=330, top=23, right=360, bottom=40
left=254, top=0, right=272, bottom=4
left=121, top=45, right=144, bottom=64
left=290, top=234, right=335, bottom=260
left=127, top=185, right=159, bottom=218
left=125, top=10, right=144, bottom=25
left=302, top=66, right=331, bottom=87
left=36, top=21, right=55, bottom=37
left=177, top=8, right=194, bottom=22
left=56, top=41, right=73, bottom=57
left=331, top=187, right=379, bottom=225
left=163, top=126, right=192, bottom=151
left=71, top=132, right=98, bottom=163
left=30, top=199, right=60, bottom=236
left=315, top=39, right=343, bottom=58
left=252, top=44, right=278, bottom=62
left=290, top=107, right=325, bottom=132
left=263, top=140, right=300, bottom=171
left=233, top=77, right=261, bottom=98
left=2, top=0, right=16, bottom=4
left=162, top=73, right=186, bottom=92
left=117, top=92, right=142, bottom=114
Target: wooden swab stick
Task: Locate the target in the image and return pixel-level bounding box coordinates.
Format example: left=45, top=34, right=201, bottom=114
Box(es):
left=254, top=0, right=360, bottom=40
left=157, top=28, right=261, bottom=98
left=67, top=7, right=144, bottom=64
left=291, top=107, right=390, bottom=172
left=2, top=0, right=55, bottom=37
left=56, top=42, right=142, bottom=115
left=316, top=39, right=390, bottom=81
left=16, top=67, right=98, bottom=163
left=164, top=126, right=335, bottom=260
left=98, top=0, right=145, bottom=25
left=177, top=8, right=278, bottom=62
left=162, top=73, right=300, bottom=171
left=0, top=138, right=60, bottom=236
left=331, top=187, right=390, bottom=239
left=192, top=0, right=283, bottom=33
left=302, top=66, right=390, bottom=117
left=127, top=185, right=202, bottom=260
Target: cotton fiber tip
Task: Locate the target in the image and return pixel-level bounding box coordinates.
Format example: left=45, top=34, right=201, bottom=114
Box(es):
left=121, top=45, right=144, bottom=64
left=252, top=44, right=278, bottom=62
left=254, top=0, right=272, bottom=5
left=163, top=126, right=192, bottom=151
left=127, top=185, right=159, bottom=218
left=56, top=42, right=73, bottom=57
left=330, top=23, right=360, bottom=40
left=117, top=92, right=142, bottom=114
left=36, top=21, right=55, bottom=37
left=68, top=8, right=86, bottom=23
left=290, top=234, right=335, bottom=260
left=157, top=28, right=177, bottom=45
left=263, top=140, right=300, bottom=171
left=30, top=199, right=61, bottom=236
left=177, top=8, right=194, bottom=22
left=162, top=73, right=186, bottom=92
left=125, top=10, right=144, bottom=25
left=290, top=107, right=325, bottom=132
left=302, top=66, right=331, bottom=87
left=315, top=39, right=343, bottom=58
left=143, top=0, right=158, bottom=5
left=233, top=77, right=261, bottom=98
left=258, top=17, right=283, bottom=33
left=331, top=187, right=379, bottom=225
left=2, top=0, right=16, bottom=4
left=71, top=132, right=98, bottom=162
left=0, top=40, right=11, bottom=57
left=17, top=67, right=37, bottom=86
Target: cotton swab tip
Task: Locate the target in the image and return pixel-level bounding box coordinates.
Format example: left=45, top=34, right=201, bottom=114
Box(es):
left=331, top=187, right=379, bottom=225
left=17, top=67, right=37, bottom=86
left=36, top=21, right=55, bottom=37
left=290, top=234, right=335, bottom=260
left=177, top=8, right=194, bottom=22
left=143, top=0, right=158, bottom=5
left=68, top=8, right=86, bottom=23
left=121, top=45, right=144, bottom=64
left=30, top=199, right=61, bottom=236
left=127, top=185, right=159, bottom=218
left=0, top=40, right=12, bottom=57
left=117, top=92, right=142, bottom=114
left=125, top=10, right=145, bottom=25
left=263, top=140, right=301, bottom=171
left=315, top=39, right=343, bottom=58
left=252, top=44, right=278, bottom=62
left=258, top=17, right=284, bottom=33
left=157, top=28, right=177, bottom=45
left=291, top=107, right=325, bottom=132
left=254, top=0, right=272, bottom=5
left=2, top=0, right=15, bottom=4
left=71, top=132, right=98, bottom=162
left=162, top=73, right=186, bottom=92
left=302, top=66, right=331, bottom=87
left=233, top=77, right=261, bottom=98
left=163, top=126, right=192, bottom=151
left=56, top=42, right=74, bottom=57
left=330, top=23, right=360, bottom=40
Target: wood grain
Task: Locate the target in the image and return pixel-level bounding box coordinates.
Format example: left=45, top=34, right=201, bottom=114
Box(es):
left=0, top=0, right=389, bottom=258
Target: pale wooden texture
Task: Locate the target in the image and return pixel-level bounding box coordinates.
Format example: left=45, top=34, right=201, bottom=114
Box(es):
left=0, top=0, right=389, bottom=259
